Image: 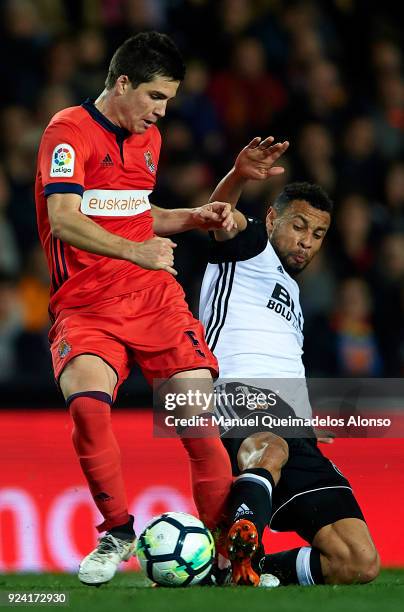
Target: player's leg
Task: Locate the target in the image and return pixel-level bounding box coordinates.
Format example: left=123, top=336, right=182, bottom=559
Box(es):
left=60, top=354, right=132, bottom=533
left=59, top=354, right=136, bottom=585
left=50, top=306, right=135, bottom=585
left=259, top=518, right=379, bottom=585
left=161, top=369, right=233, bottom=532
left=226, top=431, right=288, bottom=585
left=312, top=518, right=380, bottom=584
left=258, top=439, right=379, bottom=585
left=130, top=282, right=233, bottom=534
left=232, top=431, right=289, bottom=539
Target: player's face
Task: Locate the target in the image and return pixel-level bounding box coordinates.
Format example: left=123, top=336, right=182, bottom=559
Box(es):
left=266, top=200, right=330, bottom=275
left=116, top=76, right=180, bottom=133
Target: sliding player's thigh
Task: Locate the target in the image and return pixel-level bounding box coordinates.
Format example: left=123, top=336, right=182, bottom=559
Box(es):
left=270, top=438, right=365, bottom=542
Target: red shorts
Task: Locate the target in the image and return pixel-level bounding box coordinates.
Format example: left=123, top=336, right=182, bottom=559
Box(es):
left=49, top=279, right=218, bottom=398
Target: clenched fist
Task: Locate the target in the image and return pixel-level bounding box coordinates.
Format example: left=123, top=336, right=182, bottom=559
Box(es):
left=191, top=201, right=237, bottom=232
left=129, top=236, right=177, bottom=276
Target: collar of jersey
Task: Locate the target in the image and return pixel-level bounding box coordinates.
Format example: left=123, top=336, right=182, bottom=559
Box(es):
left=268, top=240, right=299, bottom=287
left=82, top=98, right=131, bottom=140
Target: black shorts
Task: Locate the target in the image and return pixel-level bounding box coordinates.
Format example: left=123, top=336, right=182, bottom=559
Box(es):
left=222, top=435, right=365, bottom=543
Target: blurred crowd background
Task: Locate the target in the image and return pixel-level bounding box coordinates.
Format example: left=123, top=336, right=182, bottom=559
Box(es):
left=0, top=0, right=403, bottom=405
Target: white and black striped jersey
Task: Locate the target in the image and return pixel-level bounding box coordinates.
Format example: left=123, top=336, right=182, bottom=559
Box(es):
left=199, top=216, right=306, bottom=380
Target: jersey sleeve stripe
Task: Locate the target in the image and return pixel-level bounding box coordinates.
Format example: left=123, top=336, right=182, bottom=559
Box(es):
left=52, top=236, right=63, bottom=288
left=206, top=262, right=231, bottom=345
left=58, top=240, right=69, bottom=281
left=51, top=270, right=58, bottom=293
left=52, top=235, right=70, bottom=289
left=210, top=262, right=236, bottom=352
left=54, top=237, right=68, bottom=285
left=44, top=182, right=84, bottom=197
left=205, top=262, right=225, bottom=342
left=50, top=261, right=59, bottom=293
left=50, top=237, right=61, bottom=290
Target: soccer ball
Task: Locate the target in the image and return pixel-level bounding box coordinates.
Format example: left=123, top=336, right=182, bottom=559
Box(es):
left=136, top=512, right=215, bottom=587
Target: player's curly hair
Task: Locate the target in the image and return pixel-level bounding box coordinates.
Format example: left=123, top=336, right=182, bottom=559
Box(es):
left=105, top=31, right=186, bottom=89
left=274, top=182, right=333, bottom=215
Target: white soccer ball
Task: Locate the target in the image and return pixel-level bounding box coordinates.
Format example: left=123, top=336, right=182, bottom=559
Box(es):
left=135, top=512, right=215, bottom=587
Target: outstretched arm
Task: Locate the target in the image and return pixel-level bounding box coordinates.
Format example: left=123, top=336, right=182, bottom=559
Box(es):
left=151, top=201, right=237, bottom=236
left=151, top=136, right=288, bottom=239
left=210, top=136, right=289, bottom=241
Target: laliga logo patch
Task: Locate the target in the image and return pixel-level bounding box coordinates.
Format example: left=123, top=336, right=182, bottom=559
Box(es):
left=58, top=339, right=71, bottom=358
left=50, top=143, right=75, bottom=177
left=144, top=150, right=156, bottom=174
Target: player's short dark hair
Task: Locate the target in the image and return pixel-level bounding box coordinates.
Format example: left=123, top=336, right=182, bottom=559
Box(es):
left=273, top=182, right=333, bottom=215
left=105, top=31, right=186, bottom=89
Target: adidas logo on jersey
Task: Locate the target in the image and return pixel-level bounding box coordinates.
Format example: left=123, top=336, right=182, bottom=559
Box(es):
left=101, top=153, right=114, bottom=167
left=234, top=503, right=253, bottom=520
left=277, top=265, right=284, bottom=274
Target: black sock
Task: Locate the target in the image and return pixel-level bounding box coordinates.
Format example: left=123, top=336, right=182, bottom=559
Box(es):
left=108, top=515, right=135, bottom=541
left=228, top=468, right=274, bottom=540
left=258, top=546, right=324, bottom=585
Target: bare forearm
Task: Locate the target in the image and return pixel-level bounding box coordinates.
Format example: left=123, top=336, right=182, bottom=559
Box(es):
left=209, top=168, right=246, bottom=210
left=152, top=200, right=236, bottom=237
left=209, top=169, right=247, bottom=240
left=152, top=171, right=247, bottom=241
left=52, top=210, right=135, bottom=261
left=151, top=205, right=197, bottom=236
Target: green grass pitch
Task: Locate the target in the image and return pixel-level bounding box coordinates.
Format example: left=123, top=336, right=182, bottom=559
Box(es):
left=0, top=570, right=403, bottom=612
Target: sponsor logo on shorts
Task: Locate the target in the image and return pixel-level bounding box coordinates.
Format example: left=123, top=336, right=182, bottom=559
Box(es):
left=50, top=143, right=75, bottom=177
left=58, top=339, right=71, bottom=358
left=144, top=150, right=156, bottom=174
left=80, top=189, right=152, bottom=217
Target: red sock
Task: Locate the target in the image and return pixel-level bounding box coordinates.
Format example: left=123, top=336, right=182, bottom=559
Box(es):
left=181, top=425, right=232, bottom=530
left=67, top=392, right=130, bottom=533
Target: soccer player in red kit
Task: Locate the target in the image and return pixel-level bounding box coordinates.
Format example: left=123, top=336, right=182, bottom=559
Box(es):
left=35, top=32, right=234, bottom=585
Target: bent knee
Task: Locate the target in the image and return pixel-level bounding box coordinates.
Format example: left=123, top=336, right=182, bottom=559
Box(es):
left=238, top=432, right=289, bottom=474
left=353, top=549, right=380, bottom=583
left=267, top=435, right=289, bottom=467
left=328, top=548, right=380, bottom=584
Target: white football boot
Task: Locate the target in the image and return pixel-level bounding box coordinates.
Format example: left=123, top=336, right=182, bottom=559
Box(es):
left=259, top=573, right=280, bottom=588
left=78, top=532, right=136, bottom=586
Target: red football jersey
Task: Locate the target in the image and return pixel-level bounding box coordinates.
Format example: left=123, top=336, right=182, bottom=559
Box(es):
left=35, top=99, right=170, bottom=318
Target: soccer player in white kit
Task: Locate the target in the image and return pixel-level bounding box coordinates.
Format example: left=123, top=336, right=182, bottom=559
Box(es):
left=199, top=137, right=379, bottom=586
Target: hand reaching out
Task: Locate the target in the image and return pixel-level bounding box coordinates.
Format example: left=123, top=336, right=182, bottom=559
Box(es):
left=191, top=201, right=238, bottom=232
left=234, top=136, right=289, bottom=181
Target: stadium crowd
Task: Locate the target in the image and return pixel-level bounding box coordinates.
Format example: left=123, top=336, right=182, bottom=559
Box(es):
left=0, top=0, right=403, bottom=398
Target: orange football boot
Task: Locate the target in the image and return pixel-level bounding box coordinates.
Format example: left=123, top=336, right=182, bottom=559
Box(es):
left=227, top=519, right=260, bottom=586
